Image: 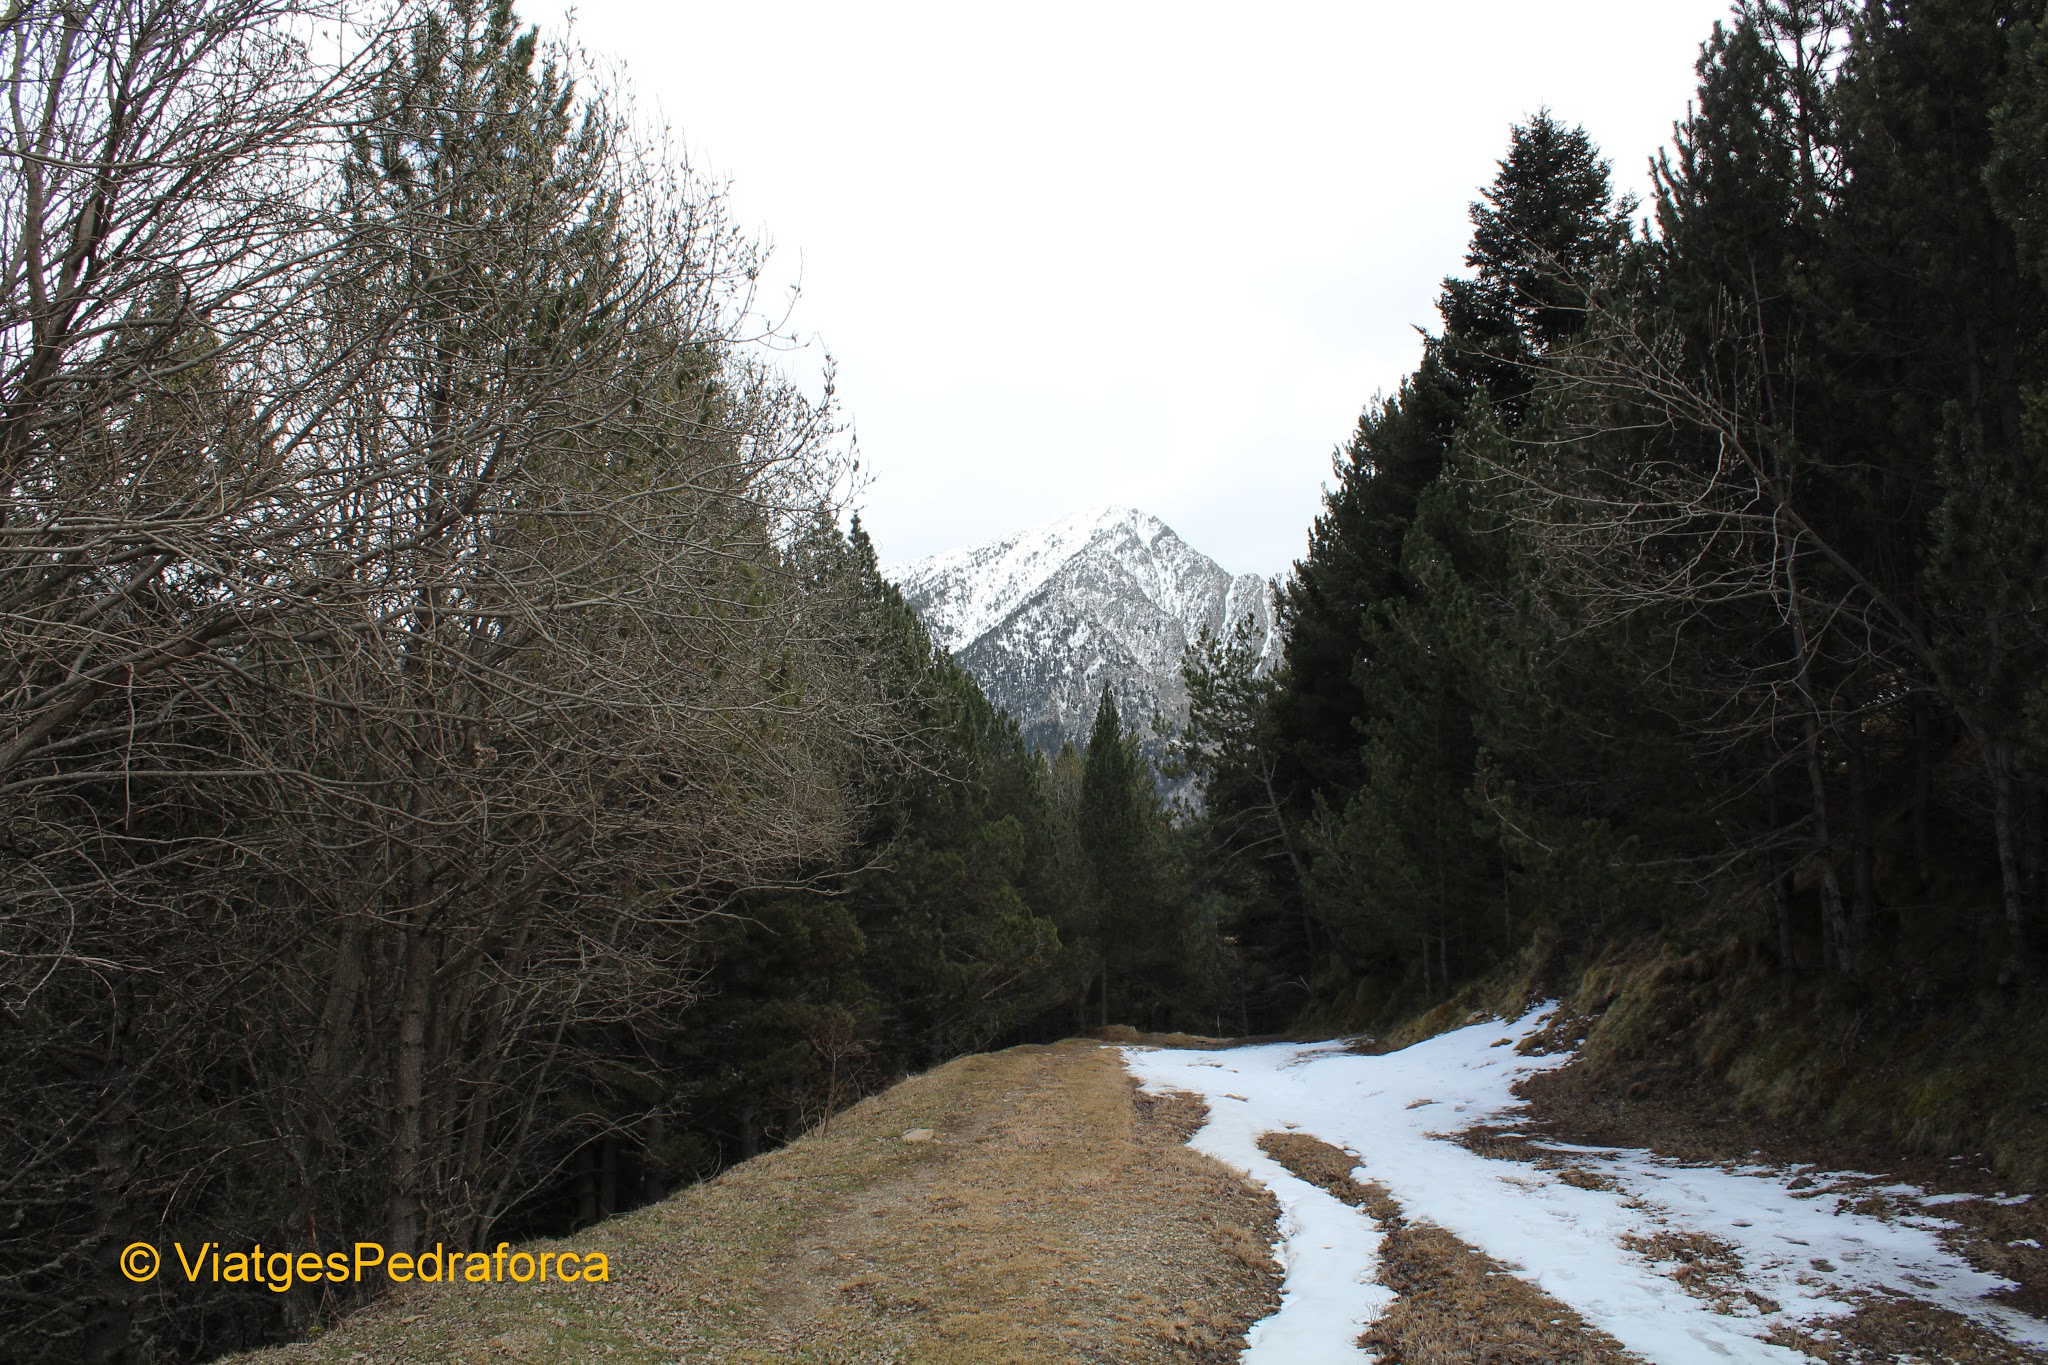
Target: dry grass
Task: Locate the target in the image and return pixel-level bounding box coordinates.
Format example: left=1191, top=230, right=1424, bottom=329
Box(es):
left=1257, top=1132, right=1647, bottom=1364
left=1766, top=1292, right=2048, bottom=1364
left=1617, top=1230, right=1750, bottom=1314
left=1452, top=1122, right=1620, bottom=1193
left=204, top=975, right=2048, bottom=1364
left=222, top=1041, right=1280, bottom=1364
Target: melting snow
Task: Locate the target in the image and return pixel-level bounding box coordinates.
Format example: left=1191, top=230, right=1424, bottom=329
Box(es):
left=1123, top=1006, right=2048, bottom=1364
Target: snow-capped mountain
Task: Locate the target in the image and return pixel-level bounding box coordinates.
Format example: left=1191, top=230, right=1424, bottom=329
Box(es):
left=886, top=506, right=1280, bottom=758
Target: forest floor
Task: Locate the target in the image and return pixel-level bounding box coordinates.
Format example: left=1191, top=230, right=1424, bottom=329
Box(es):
left=226, top=1018, right=2048, bottom=1365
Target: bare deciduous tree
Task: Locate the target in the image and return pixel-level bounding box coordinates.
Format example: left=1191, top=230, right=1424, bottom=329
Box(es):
left=0, top=2, right=895, bottom=1358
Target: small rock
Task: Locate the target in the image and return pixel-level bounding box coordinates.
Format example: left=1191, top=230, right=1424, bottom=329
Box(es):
left=901, top=1128, right=935, bottom=1142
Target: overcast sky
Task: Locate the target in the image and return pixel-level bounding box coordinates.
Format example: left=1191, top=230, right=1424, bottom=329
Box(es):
left=522, top=1, right=1737, bottom=579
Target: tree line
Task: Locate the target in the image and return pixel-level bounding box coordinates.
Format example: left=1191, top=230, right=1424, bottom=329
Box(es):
left=1180, top=0, right=2048, bottom=1032
left=18, top=0, right=2042, bottom=1358
left=0, top=2, right=1198, bottom=1360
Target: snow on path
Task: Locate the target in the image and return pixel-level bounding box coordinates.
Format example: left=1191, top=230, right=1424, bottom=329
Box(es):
left=1123, top=1006, right=2048, bottom=1364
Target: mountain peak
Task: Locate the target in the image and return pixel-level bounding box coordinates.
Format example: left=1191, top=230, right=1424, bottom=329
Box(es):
left=888, top=508, right=1278, bottom=761
left=1062, top=504, right=1166, bottom=537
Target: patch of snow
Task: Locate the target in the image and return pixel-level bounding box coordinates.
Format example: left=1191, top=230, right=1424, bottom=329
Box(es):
left=1235, top=1142, right=1393, bottom=1362
left=1123, top=1008, right=2048, bottom=1364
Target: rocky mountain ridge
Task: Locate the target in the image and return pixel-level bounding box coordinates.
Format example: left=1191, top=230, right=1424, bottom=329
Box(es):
left=886, top=506, right=1279, bottom=758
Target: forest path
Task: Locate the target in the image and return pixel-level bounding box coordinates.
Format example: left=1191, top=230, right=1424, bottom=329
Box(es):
left=227, top=1040, right=1280, bottom=1365
left=224, top=1025, right=2048, bottom=1365
left=1128, top=1010, right=2048, bottom=1365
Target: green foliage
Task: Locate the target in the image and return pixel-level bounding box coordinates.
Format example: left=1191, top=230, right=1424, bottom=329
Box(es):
left=1073, top=687, right=1201, bottom=1028
left=1246, top=112, right=1628, bottom=1025
left=1438, top=111, right=1633, bottom=424
left=631, top=518, right=1072, bottom=1177
left=1171, top=620, right=1309, bottom=1023
left=1988, top=10, right=2048, bottom=287
left=1214, top=0, right=2048, bottom=1032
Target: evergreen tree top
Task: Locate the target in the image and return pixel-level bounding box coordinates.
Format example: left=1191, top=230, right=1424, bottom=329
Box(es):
left=1436, top=109, right=1626, bottom=424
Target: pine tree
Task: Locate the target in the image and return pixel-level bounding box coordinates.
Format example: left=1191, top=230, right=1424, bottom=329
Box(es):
left=653, top=517, right=1071, bottom=1166
left=1173, top=621, right=1310, bottom=1023
left=838, top=519, right=1063, bottom=1063
left=1077, top=687, right=1188, bottom=1026
left=1273, top=112, right=1624, bottom=814
left=1038, top=741, right=1104, bottom=1031
left=1438, top=110, right=1632, bottom=425
left=1255, top=114, right=1626, bottom=1011
left=1829, top=0, right=2048, bottom=956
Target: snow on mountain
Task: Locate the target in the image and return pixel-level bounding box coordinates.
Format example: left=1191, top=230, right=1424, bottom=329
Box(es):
left=886, top=506, right=1279, bottom=759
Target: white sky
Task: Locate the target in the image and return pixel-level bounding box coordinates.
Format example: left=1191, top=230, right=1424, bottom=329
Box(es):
left=523, top=1, right=1736, bottom=579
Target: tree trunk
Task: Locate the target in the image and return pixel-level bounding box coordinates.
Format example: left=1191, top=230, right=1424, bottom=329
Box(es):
left=86, top=980, right=137, bottom=1365
left=1784, top=542, right=1851, bottom=975
left=1772, top=870, right=1798, bottom=986
left=385, top=921, right=436, bottom=1253
left=1992, top=745, right=2030, bottom=957
left=1501, top=844, right=1514, bottom=948
left=2022, top=777, right=2044, bottom=934
left=298, top=923, right=366, bottom=1250
left=1804, top=718, right=1852, bottom=976
left=1764, top=784, right=1797, bottom=985
left=1910, top=689, right=1933, bottom=886
left=1845, top=711, right=1876, bottom=952
left=638, top=1111, right=668, bottom=1204
left=1257, top=750, right=1322, bottom=976
left=576, top=1144, right=598, bottom=1229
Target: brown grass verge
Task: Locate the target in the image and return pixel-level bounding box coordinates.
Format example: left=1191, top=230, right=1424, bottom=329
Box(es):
left=1257, top=1132, right=1647, bottom=1364
left=1090, top=1026, right=1291, bottom=1049
left=221, top=1041, right=1281, bottom=1365
left=1765, top=1292, right=2047, bottom=1364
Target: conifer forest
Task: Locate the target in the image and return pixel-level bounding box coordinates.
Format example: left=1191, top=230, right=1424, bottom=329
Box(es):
left=4, top=0, right=2046, bottom=1360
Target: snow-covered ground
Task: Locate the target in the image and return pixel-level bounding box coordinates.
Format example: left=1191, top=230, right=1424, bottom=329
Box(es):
left=1123, top=1006, right=2048, bottom=1364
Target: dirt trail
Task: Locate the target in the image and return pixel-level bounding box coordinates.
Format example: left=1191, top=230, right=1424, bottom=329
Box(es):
left=226, top=1041, right=1278, bottom=1365
left=222, top=1032, right=2048, bottom=1364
